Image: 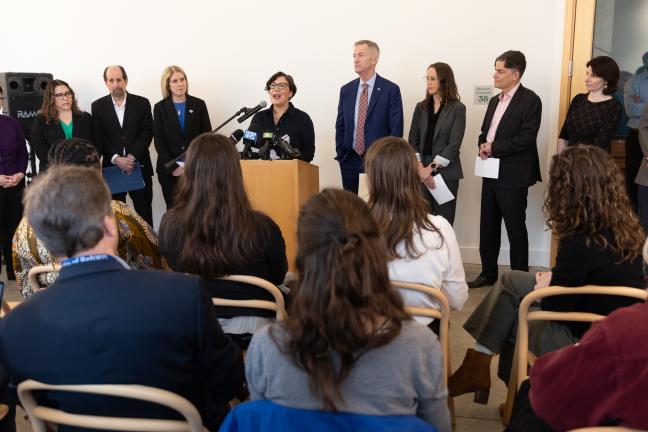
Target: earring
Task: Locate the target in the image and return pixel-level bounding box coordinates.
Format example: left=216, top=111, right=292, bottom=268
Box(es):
left=604, top=82, right=608, bottom=89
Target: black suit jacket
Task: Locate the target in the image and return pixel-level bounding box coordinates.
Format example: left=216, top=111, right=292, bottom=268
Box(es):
left=153, top=95, right=212, bottom=173
left=0, top=258, right=244, bottom=431
left=479, top=84, right=542, bottom=188
left=91, top=93, right=154, bottom=176
left=30, top=111, right=94, bottom=173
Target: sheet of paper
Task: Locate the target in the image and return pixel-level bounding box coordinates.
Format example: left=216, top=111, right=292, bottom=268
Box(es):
left=357, top=173, right=370, bottom=202
left=474, top=156, right=500, bottom=179
left=427, top=174, right=455, bottom=205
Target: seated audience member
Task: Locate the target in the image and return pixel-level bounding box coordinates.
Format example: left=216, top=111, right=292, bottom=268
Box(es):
left=12, top=138, right=165, bottom=298
left=159, top=133, right=288, bottom=349
left=507, top=238, right=648, bottom=432
left=449, top=145, right=645, bottom=405
left=365, top=136, right=468, bottom=332
left=245, top=188, right=451, bottom=432
left=0, top=166, right=244, bottom=431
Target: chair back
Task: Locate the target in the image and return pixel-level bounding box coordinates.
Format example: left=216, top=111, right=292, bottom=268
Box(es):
left=220, top=400, right=437, bottom=432
left=569, top=428, right=643, bottom=431
left=212, top=275, right=287, bottom=321
left=17, top=379, right=206, bottom=432
left=27, top=263, right=61, bottom=292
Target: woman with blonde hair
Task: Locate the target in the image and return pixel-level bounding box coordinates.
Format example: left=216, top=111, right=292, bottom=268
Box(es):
left=365, top=136, right=467, bottom=333
left=153, top=65, right=211, bottom=207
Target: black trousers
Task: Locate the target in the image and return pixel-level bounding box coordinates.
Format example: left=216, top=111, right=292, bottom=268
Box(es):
left=478, top=179, right=529, bottom=279
left=625, top=128, right=641, bottom=212
left=157, top=171, right=179, bottom=210
left=420, top=179, right=460, bottom=225
left=0, top=180, right=24, bottom=275
left=112, top=175, right=153, bottom=226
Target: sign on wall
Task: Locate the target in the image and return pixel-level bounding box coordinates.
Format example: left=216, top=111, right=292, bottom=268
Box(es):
left=474, top=86, right=493, bottom=105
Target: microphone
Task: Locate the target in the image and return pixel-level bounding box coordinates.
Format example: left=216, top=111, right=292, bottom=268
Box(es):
left=229, top=129, right=244, bottom=144
left=237, top=101, right=267, bottom=123
left=259, top=132, right=273, bottom=160
left=277, top=135, right=301, bottom=160
left=241, top=130, right=259, bottom=159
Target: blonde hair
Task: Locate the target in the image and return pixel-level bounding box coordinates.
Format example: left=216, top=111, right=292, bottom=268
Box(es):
left=355, top=39, right=380, bottom=56
left=160, top=65, right=188, bottom=99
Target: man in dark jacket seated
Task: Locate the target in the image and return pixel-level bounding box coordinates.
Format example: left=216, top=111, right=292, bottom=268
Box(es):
left=0, top=165, right=244, bottom=431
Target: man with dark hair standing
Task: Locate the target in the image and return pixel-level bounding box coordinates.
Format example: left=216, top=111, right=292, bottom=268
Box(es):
left=468, top=50, right=542, bottom=288
left=92, top=65, right=154, bottom=225
left=335, top=40, right=403, bottom=193
left=0, top=165, right=244, bottom=430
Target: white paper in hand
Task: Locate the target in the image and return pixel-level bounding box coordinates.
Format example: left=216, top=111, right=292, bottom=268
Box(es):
left=427, top=174, right=455, bottom=205
left=474, top=156, right=500, bottom=179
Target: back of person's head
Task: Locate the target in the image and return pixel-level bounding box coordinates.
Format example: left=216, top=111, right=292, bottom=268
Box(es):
left=24, top=166, right=112, bottom=258
left=495, top=50, right=527, bottom=77
left=365, top=136, right=442, bottom=258
left=48, top=138, right=101, bottom=168
left=161, top=133, right=262, bottom=277
left=277, top=188, right=409, bottom=411
left=544, top=145, right=644, bottom=262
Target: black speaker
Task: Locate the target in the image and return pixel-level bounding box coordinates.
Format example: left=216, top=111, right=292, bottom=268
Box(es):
left=0, top=72, right=52, bottom=140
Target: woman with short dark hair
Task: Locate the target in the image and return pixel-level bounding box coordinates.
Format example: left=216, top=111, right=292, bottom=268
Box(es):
left=248, top=71, right=315, bottom=162
left=557, top=56, right=622, bottom=152
left=245, top=188, right=450, bottom=431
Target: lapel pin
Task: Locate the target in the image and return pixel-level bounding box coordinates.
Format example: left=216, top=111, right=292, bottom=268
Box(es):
left=189, top=109, right=194, bottom=113
left=377, top=87, right=381, bottom=91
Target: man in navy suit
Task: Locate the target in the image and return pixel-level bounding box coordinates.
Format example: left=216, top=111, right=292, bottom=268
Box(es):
left=0, top=166, right=244, bottom=431
left=335, top=40, right=404, bottom=193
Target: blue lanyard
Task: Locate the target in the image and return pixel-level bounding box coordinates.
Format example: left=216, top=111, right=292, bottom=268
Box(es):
left=61, top=254, right=113, bottom=268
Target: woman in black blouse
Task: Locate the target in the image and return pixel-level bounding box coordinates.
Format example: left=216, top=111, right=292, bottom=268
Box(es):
left=249, top=71, right=315, bottom=162
left=448, top=145, right=644, bottom=405
left=159, top=133, right=288, bottom=349
left=557, top=56, right=622, bottom=153
left=153, top=65, right=212, bottom=208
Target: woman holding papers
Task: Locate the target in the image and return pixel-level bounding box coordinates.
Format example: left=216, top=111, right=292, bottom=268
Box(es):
left=448, top=145, right=644, bottom=406
left=365, top=137, right=468, bottom=334
left=31, top=79, right=93, bottom=173
left=408, top=63, right=465, bottom=225
left=153, top=65, right=212, bottom=208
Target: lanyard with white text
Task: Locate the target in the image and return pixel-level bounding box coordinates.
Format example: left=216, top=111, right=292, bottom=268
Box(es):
left=61, top=254, right=113, bottom=268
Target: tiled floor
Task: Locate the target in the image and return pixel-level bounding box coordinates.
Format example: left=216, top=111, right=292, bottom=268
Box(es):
left=1, top=263, right=547, bottom=432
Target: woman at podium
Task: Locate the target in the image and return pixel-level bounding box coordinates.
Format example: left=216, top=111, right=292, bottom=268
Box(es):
left=153, top=65, right=212, bottom=208
left=249, top=71, right=315, bottom=162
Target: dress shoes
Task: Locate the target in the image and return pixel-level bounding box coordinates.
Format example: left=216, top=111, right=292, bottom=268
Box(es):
left=467, top=274, right=497, bottom=288
left=448, top=348, right=493, bottom=404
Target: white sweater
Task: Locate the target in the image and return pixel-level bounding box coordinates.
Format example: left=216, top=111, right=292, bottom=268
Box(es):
left=388, top=215, right=468, bottom=325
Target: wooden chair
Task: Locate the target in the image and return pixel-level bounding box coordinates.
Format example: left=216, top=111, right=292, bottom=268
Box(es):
left=502, top=285, right=648, bottom=425
left=18, top=379, right=207, bottom=432
left=27, top=263, right=61, bottom=292
left=212, top=275, right=287, bottom=321
left=390, top=281, right=455, bottom=426
left=569, top=428, right=643, bottom=432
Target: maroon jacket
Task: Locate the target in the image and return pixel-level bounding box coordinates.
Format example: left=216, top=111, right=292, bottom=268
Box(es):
left=530, top=300, right=648, bottom=431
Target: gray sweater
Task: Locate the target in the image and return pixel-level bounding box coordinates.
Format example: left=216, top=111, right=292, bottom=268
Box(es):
left=245, top=320, right=451, bottom=432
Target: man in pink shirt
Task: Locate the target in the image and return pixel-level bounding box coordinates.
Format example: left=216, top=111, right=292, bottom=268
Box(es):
left=468, top=50, right=542, bottom=288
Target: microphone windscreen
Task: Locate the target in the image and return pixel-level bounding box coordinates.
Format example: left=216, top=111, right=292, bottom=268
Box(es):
left=230, top=129, right=244, bottom=143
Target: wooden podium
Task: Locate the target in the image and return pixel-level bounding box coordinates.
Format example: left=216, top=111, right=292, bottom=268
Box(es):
left=240, top=160, right=319, bottom=271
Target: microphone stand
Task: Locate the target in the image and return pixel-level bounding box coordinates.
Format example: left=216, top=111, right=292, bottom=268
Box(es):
left=164, top=107, right=247, bottom=171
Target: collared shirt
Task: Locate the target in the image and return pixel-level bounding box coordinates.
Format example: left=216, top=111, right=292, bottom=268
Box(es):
left=353, top=73, right=377, bottom=149
left=0, top=114, right=28, bottom=175
left=624, top=71, right=648, bottom=129
left=111, top=93, right=128, bottom=163
left=486, top=82, right=521, bottom=142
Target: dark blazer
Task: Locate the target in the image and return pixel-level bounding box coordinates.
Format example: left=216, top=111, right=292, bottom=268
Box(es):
left=30, top=111, right=94, bottom=173
left=0, top=258, right=244, bottom=431
left=153, top=95, right=212, bottom=173
left=408, top=100, right=466, bottom=181
left=335, top=74, right=403, bottom=162
left=91, top=93, right=154, bottom=176
left=478, top=84, right=542, bottom=188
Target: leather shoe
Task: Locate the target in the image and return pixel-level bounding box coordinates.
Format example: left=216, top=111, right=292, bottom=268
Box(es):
left=467, top=274, right=497, bottom=288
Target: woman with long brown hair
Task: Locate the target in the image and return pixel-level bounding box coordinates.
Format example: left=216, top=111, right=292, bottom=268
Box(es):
left=365, top=136, right=467, bottom=332
left=245, top=188, right=450, bottom=431
left=31, top=79, right=93, bottom=173
left=159, top=133, right=287, bottom=348
left=408, top=62, right=465, bottom=224
left=449, top=145, right=645, bottom=406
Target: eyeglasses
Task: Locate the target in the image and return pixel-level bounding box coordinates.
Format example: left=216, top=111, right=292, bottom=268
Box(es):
left=53, top=91, right=73, bottom=100
left=423, top=76, right=439, bottom=82
left=269, top=82, right=289, bottom=90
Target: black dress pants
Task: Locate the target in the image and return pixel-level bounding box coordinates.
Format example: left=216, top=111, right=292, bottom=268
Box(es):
left=0, top=180, right=24, bottom=275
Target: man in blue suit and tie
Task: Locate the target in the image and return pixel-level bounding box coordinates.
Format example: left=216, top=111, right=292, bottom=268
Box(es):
left=335, top=40, right=404, bottom=193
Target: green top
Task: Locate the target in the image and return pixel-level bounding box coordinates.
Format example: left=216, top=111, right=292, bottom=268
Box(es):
left=60, top=119, right=73, bottom=139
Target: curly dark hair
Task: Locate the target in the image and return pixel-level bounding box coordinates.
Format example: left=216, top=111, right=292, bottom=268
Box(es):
left=48, top=138, right=101, bottom=168
left=544, top=145, right=644, bottom=262
left=273, top=188, right=410, bottom=411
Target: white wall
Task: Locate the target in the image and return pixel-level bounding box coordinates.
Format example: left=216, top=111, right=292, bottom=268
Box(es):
left=3, top=0, right=565, bottom=267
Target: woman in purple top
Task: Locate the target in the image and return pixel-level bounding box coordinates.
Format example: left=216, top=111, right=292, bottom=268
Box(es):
left=0, top=84, right=28, bottom=279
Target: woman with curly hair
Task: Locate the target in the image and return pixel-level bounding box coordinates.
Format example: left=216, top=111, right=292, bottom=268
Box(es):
left=448, top=145, right=645, bottom=405
left=245, top=188, right=451, bottom=431
left=31, top=79, right=93, bottom=173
